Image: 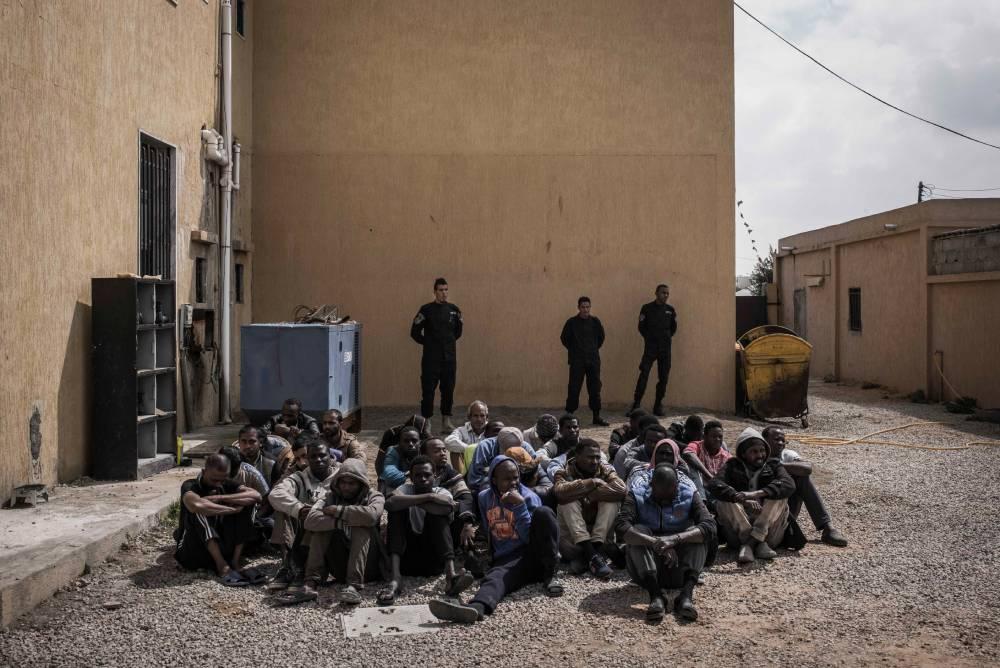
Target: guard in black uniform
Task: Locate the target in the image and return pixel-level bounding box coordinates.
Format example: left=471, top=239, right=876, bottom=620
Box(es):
left=560, top=296, right=609, bottom=426
left=410, top=277, right=463, bottom=432
left=631, top=284, right=677, bottom=416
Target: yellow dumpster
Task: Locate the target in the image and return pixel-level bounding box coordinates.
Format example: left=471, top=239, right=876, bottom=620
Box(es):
left=736, top=325, right=812, bottom=427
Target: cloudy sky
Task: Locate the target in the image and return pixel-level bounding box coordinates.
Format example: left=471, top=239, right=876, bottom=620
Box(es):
left=734, top=0, right=1000, bottom=275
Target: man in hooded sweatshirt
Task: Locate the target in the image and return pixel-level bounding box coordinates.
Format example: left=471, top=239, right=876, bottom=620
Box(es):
left=266, top=439, right=338, bottom=592
left=302, top=458, right=384, bottom=604
left=708, top=427, right=795, bottom=564
left=428, top=455, right=563, bottom=623
left=615, top=464, right=715, bottom=622
left=466, top=427, right=537, bottom=493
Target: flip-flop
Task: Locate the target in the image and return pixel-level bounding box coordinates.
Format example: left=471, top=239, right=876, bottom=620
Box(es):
left=220, top=570, right=249, bottom=587
left=543, top=577, right=564, bottom=597
left=268, top=589, right=318, bottom=606
left=444, top=571, right=475, bottom=597
left=240, top=567, right=267, bottom=585
left=376, top=583, right=401, bottom=606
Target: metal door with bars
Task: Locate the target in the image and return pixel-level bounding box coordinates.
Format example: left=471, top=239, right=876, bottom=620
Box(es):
left=139, top=135, right=174, bottom=279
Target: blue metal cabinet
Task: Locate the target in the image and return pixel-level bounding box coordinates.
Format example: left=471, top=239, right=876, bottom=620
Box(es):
left=240, top=323, right=362, bottom=425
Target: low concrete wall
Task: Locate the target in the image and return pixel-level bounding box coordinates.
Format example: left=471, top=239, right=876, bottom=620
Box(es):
left=930, top=225, right=1000, bottom=275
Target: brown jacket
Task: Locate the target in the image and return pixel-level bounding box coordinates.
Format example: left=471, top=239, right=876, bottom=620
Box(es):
left=322, top=431, right=367, bottom=463
left=304, top=459, right=384, bottom=531
left=553, top=459, right=626, bottom=505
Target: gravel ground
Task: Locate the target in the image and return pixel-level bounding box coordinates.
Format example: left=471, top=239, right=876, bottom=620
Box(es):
left=3, top=382, right=1000, bottom=667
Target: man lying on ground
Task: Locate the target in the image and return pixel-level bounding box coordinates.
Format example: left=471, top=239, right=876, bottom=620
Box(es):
left=379, top=426, right=421, bottom=495
left=302, top=459, right=384, bottom=605
left=376, top=414, right=433, bottom=476
left=174, top=454, right=262, bottom=586
left=616, top=465, right=715, bottom=622
left=266, top=439, right=338, bottom=593
left=259, top=398, right=319, bottom=441
left=609, top=408, right=648, bottom=462
left=553, top=438, right=626, bottom=579
left=381, top=455, right=474, bottom=605
left=319, top=409, right=365, bottom=462
left=444, top=400, right=490, bottom=473
left=467, top=427, right=537, bottom=492
left=524, top=414, right=559, bottom=452
left=762, top=426, right=847, bottom=547
left=428, top=455, right=563, bottom=623
left=708, top=427, right=795, bottom=564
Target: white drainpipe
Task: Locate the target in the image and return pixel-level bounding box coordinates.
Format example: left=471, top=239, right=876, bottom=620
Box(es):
left=219, top=0, right=234, bottom=424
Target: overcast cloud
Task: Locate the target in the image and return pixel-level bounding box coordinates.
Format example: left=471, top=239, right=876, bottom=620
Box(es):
left=734, top=0, right=1000, bottom=274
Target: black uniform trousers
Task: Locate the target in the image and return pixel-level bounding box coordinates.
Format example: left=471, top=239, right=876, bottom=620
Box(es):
left=566, top=357, right=602, bottom=414
left=420, top=355, right=456, bottom=418
left=633, top=344, right=671, bottom=405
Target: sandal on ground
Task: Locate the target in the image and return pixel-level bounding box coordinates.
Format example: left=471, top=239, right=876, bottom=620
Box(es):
left=444, top=571, right=475, bottom=597
left=240, top=567, right=267, bottom=585
left=269, top=588, right=318, bottom=606
left=220, top=570, right=249, bottom=587
left=543, top=576, right=564, bottom=597
left=340, top=585, right=363, bottom=605
left=376, top=583, right=401, bottom=606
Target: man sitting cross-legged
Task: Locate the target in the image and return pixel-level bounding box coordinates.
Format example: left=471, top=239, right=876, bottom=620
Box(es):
left=174, top=454, right=262, bottom=586
left=428, top=455, right=563, bottom=623
left=319, top=409, right=366, bottom=462
left=380, top=455, right=475, bottom=605
left=708, top=427, right=795, bottom=564
left=379, top=425, right=421, bottom=495
left=266, top=438, right=338, bottom=594
left=612, top=417, right=663, bottom=479
left=302, top=459, right=384, bottom=605
left=762, top=426, right=847, bottom=547
left=553, top=438, right=626, bottom=579
left=259, top=398, right=320, bottom=442
left=444, top=400, right=490, bottom=473
left=615, top=465, right=715, bottom=622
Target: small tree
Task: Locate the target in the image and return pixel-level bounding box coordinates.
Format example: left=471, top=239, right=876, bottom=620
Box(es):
left=749, top=246, right=774, bottom=297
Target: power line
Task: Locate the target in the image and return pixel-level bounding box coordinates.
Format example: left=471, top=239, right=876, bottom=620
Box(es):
left=926, top=184, right=1000, bottom=192
left=734, top=2, right=1000, bottom=152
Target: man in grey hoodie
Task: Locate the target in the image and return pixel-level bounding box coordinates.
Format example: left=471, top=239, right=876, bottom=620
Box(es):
left=302, top=458, right=385, bottom=604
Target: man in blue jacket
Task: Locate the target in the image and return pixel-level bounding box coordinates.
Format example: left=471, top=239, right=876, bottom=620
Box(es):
left=428, top=455, right=563, bottom=623
left=466, top=427, right=537, bottom=493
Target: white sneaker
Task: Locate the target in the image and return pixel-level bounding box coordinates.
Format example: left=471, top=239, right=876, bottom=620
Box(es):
left=738, top=544, right=755, bottom=564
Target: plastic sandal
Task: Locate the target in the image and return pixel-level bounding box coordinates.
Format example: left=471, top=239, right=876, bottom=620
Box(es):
left=240, top=567, right=267, bottom=585
left=220, top=570, right=249, bottom=587
left=376, top=584, right=400, bottom=606
left=444, top=572, right=474, bottom=597
left=269, top=589, right=318, bottom=606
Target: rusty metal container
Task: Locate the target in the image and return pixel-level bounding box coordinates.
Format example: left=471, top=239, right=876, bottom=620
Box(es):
left=736, top=325, right=812, bottom=427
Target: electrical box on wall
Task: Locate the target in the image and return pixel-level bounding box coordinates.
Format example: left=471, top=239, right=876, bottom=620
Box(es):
left=180, top=304, right=194, bottom=327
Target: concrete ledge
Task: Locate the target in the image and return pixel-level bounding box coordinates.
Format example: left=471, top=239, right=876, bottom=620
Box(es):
left=0, top=467, right=197, bottom=628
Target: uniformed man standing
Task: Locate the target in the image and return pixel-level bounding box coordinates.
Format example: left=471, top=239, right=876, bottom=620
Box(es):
left=631, top=284, right=677, bottom=417
left=410, top=277, right=463, bottom=433
left=560, top=296, right=609, bottom=426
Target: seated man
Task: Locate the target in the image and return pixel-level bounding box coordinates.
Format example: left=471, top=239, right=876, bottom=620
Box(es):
left=523, top=414, right=559, bottom=452
left=463, top=420, right=505, bottom=472
left=302, top=459, right=384, bottom=604
left=708, top=427, right=795, bottom=564
left=428, top=455, right=563, bottom=623
left=381, top=455, right=474, bottom=605
left=376, top=414, right=433, bottom=477
left=762, top=426, right=847, bottom=547
left=237, top=425, right=277, bottom=486
left=609, top=408, right=648, bottom=462
left=505, top=446, right=555, bottom=508
left=616, top=422, right=675, bottom=480
left=668, top=414, right=705, bottom=447
left=379, top=426, right=421, bottom=495
left=266, top=439, right=338, bottom=592
left=615, top=465, right=715, bottom=622
left=259, top=398, right=320, bottom=441
left=541, top=413, right=581, bottom=460
left=422, top=437, right=478, bottom=556
left=612, top=416, right=662, bottom=478
left=682, top=420, right=731, bottom=498
left=552, top=438, right=626, bottom=579
left=218, top=444, right=270, bottom=499
left=220, top=443, right=272, bottom=546
left=444, top=400, right=490, bottom=473
left=467, top=427, right=537, bottom=493
left=174, top=454, right=262, bottom=585
left=319, top=409, right=366, bottom=462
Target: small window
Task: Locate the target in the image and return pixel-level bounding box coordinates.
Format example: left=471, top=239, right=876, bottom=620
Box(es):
left=195, top=258, right=207, bottom=304
left=236, top=0, right=246, bottom=37
left=235, top=263, right=244, bottom=304
left=848, top=288, right=862, bottom=332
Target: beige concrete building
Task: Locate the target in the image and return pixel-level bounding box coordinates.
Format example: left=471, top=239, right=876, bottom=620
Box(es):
left=0, top=0, right=255, bottom=501
left=252, top=0, right=735, bottom=410
left=1, top=0, right=735, bottom=503
left=775, top=199, right=1000, bottom=408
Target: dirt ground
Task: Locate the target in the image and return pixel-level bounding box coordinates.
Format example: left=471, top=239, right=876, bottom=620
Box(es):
left=2, top=382, right=999, bottom=667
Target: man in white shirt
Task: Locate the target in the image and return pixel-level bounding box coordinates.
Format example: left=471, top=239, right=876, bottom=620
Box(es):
left=444, top=400, right=490, bottom=472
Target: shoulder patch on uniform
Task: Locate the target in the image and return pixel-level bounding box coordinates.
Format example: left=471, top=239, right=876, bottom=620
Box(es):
left=638, top=314, right=645, bottom=322
left=413, top=313, right=425, bottom=325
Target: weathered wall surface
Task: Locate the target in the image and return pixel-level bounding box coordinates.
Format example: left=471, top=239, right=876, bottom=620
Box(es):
left=929, top=280, right=1000, bottom=408
left=0, top=0, right=252, bottom=500
left=252, top=0, right=735, bottom=410
left=930, top=225, right=1000, bottom=275
left=776, top=248, right=835, bottom=378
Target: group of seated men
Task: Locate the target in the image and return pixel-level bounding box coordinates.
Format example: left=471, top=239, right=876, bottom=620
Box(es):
left=173, top=398, right=847, bottom=623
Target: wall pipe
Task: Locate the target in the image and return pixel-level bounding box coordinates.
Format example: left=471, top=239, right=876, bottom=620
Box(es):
left=219, top=0, right=234, bottom=424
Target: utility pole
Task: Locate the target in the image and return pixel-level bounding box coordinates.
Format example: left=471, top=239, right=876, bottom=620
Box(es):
left=918, top=181, right=924, bottom=203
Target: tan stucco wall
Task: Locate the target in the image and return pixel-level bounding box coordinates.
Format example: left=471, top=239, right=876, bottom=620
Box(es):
left=0, top=0, right=252, bottom=500
left=929, top=280, right=1000, bottom=408
left=251, top=0, right=735, bottom=410
left=776, top=248, right=835, bottom=378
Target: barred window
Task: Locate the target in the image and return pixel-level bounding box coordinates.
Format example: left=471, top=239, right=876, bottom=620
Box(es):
left=848, top=288, right=862, bottom=332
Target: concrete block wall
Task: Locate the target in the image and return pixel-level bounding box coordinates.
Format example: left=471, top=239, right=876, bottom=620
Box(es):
left=931, top=226, right=1000, bottom=275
